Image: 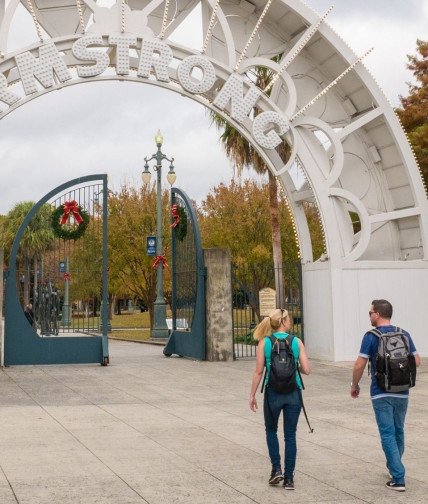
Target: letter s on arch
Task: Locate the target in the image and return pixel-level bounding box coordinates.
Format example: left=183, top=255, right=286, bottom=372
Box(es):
left=72, top=35, right=109, bottom=78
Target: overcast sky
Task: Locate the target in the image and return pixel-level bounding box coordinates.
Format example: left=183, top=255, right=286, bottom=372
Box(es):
left=0, top=0, right=427, bottom=215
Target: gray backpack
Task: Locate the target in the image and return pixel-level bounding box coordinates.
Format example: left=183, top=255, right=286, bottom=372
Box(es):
left=370, top=327, right=417, bottom=392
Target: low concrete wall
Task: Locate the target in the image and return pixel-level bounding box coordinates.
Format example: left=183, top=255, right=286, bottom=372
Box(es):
left=303, top=260, right=428, bottom=361
left=204, top=249, right=233, bottom=361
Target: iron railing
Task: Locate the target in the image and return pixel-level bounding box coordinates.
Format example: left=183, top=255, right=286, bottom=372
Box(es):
left=232, top=261, right=303, bottom=358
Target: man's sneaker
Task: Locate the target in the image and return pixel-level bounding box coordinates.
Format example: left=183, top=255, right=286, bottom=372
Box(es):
left=268, top=468, right=283, bottom=485
left=386, top=480, right=405, bottom=492
left=283, top=478, right=295, bottom=490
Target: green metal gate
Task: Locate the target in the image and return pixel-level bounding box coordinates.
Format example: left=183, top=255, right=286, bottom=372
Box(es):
left=4, top=175, right=109, bottom=366
left=163, top=188, right=206, bottom=359
left=232, top=261, right=303, bottom=358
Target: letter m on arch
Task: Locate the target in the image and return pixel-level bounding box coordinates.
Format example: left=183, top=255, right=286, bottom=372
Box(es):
left=15, top=43, right=71, bottom=95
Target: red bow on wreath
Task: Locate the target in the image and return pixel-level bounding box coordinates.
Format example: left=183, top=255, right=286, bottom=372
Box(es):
left=64, top=272, right=71, bottom=281
left=152, top=254, right=168, bottom=269
left=171, top=204, right=180, bottom=228
left=60, top=200, right=83, bottom=225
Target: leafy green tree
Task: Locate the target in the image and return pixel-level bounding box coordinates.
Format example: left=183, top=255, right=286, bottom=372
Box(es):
left=0, top=214, right=6, bottom=254
left=303, top=202, right=325, bottom=261
left=199, top=178, right=300, bottom=319
left=1, top=202, right=55, bottom=307
left=199, top=178, right=299, bottom=262
left=107, top=184, right=172, bottom=328
left=396, top=39, right=428, bottom=185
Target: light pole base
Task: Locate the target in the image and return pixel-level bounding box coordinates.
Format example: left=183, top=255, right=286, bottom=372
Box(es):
left=99, top=300, right=112, bottom=332
left=61, top=304, right=71, bottom=327
left=99, top=321, right=112, bottom=332
left=152, top=301, right=169, bottom=339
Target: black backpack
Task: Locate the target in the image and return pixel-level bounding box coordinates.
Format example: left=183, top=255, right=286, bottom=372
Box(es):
left=264, top=335, right=298, bottom=394
left=370, top=327, right=417, bottom=392
left=261, top=335, right=314, bottom=433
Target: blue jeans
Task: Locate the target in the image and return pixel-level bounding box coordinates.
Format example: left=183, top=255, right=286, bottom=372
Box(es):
left=372, top=397, right=408, bottom=484
left=264, top=387, right=301, bottom=478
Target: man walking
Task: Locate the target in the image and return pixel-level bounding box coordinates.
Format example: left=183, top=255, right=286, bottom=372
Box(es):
left=350, top=299, right=420, bottom=492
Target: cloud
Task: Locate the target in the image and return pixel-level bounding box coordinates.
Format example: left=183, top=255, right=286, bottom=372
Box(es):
left=309, top=0, right=423, bottom=20
left=0, top=81, right=234, bottom=214
left=424, top=0, right=428, bottom=19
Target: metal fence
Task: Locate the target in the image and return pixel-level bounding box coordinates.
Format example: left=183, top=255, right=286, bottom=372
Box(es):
left=13, top=183, right=106, bottom=336
left=232, top=261, right=303, bottom=359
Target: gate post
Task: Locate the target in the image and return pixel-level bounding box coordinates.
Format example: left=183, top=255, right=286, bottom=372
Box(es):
left=204, top=249, right=233, bottom=361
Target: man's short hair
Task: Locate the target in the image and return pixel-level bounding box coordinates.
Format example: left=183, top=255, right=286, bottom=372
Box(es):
left=372, top=299, right=393, bottom=319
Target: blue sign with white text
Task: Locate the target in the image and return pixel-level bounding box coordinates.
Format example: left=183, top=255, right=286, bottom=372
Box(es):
left=147, top=236, right=156, bottom=255
left=59, top=261, right=66, bottom=273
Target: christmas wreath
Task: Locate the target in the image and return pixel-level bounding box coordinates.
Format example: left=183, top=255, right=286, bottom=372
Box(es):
left=51, top=200, right=89, bottom=240
left=171, top=205, right=187, bottom=242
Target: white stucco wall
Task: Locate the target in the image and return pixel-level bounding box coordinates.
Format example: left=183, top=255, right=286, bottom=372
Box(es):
left=303, top=262, right=428, bottom=361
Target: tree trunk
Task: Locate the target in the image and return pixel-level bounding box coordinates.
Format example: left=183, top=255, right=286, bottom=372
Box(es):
left=268, top=171, right=284, bottom=308
left=149, top=305, right=154, bottom=330
left=108, top=292, right=114, bottom=320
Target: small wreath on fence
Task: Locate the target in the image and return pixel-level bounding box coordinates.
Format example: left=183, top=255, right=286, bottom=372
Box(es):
left=51, top=201, right=89, bottom=240
left=171, top=205, right=187, bottom=242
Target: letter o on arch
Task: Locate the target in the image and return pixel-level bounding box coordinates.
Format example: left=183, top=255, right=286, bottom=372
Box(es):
left=177, top=55, right=216, bottom=94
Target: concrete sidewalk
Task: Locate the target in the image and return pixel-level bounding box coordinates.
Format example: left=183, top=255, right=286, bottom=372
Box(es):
left=0, top=340, right=427, bottom=504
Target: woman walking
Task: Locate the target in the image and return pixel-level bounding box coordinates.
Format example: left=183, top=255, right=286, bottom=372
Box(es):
left=249, top=308, right=310, bottom=490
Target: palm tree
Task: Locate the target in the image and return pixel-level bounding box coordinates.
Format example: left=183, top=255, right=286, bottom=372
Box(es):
left=2, top=202, right=55, bottom=307
left=210, top=57, right=291, bottom=307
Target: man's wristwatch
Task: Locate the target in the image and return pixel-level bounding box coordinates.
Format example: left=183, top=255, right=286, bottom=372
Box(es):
left=350, top=382, right=359, bottom=388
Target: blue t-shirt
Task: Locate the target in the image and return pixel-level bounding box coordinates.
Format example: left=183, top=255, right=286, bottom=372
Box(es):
left=264, top=333, right=302, bottom=389
left=359, top=325, right=418, bottom=400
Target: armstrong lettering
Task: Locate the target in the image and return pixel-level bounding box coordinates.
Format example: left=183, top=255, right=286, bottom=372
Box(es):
left=1, top=35, right=291, bottom=150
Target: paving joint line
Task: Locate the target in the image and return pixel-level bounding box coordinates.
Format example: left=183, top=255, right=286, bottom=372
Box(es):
left=3, top=368, right=150, bottom=504
left=34, top=362, right=366, bottom=502
left=0, top=462, right=20, bottom=503
left=31, top=366, right=269, bottom=503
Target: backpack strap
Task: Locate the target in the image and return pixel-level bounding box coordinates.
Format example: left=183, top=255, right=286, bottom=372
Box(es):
left=290, top=336, right=313, bottom=432
left=260, top=335, right=276, bottom=394
left=369, top=327, right=401, bottom=337
left=367, top=328, right=382, bottom=375
left=283, top=335, right=306, bottom=389
left=285, top=334, right=294, bottom=348
left=297, top=389, right=314, bottom=433
left=368, top=328, right=382, bottom=338
left=260, top=368, right=267, bottom=394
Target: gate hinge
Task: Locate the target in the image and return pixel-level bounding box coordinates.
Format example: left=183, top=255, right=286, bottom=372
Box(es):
left=200, top=267, right=207, bottom=278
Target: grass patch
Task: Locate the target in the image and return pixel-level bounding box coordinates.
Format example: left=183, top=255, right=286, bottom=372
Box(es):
left=109, top=329, right=152, bottom=340
left=109, top=310, right=171, bottom=328
left=110, top=312, right=150, bottom=328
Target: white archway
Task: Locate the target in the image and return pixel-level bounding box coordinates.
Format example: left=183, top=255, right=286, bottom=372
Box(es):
left=1, top=0, right=427, bottom=360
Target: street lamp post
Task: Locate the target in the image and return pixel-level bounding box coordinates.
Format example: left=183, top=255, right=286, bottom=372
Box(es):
left=142, top=130, right=176, bottom=339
